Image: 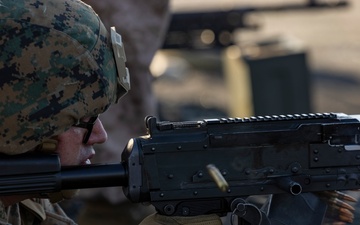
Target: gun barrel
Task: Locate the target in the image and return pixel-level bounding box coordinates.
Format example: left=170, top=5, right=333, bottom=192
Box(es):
left=61, top=163, right=128, bottom=190
left=276, top=177, right=302, bottom=195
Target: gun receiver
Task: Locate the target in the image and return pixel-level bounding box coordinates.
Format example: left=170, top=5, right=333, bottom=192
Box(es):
left=122, top=113, right=360, bottom=216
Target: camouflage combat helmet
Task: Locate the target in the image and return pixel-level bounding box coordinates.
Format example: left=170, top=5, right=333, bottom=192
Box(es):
left=0, top=0, right=130, bottom=154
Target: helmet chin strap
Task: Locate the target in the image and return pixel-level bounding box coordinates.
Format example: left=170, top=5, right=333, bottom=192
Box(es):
left=34, top=139, right=58, bottom=153
left=47, top=189, right=80, bottom=203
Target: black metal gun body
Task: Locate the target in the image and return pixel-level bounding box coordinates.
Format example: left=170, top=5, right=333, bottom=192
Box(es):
left=1, top=113, right=360, bottom=220
left=122, top=113, right=360, bottom=216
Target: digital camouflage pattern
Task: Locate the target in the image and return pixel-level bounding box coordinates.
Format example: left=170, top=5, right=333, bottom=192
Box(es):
left=0, top=0, right=124, bottom=155
left=0, top=199, right=76, bottom=225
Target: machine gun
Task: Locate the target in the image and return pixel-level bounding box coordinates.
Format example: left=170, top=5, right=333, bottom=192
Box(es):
left=1, top=112, right=360, bottom=224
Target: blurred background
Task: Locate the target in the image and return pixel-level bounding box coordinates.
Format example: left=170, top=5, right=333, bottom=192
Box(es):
left=152, top=0, right=360, bottom=122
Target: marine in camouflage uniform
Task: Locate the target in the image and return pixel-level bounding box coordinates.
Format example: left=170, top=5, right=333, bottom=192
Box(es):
left=0, top=0, right=128, bottom=224
left=0, top=0, right=357, bottom=225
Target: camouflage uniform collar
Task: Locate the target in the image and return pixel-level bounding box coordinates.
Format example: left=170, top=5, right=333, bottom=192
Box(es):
left=0, top=201, right=10, bottom=225
left=20, top=200, right=46, bottom=221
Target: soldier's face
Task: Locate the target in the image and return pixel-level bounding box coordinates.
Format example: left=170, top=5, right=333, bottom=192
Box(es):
left=55, top=117, right=108, bottom=166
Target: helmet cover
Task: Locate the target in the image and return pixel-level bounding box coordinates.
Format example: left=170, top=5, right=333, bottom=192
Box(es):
left=0, top=0, right=128, bottom=154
